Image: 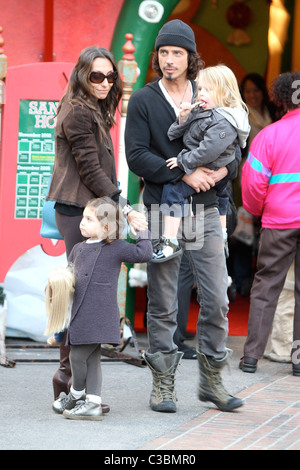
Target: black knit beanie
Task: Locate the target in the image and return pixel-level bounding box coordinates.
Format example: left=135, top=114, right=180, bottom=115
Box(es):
left=155, top=20, right=197, bottom=53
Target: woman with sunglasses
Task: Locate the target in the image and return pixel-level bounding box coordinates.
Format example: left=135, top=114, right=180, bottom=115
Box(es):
left=46, top=46, right=148, bottom=406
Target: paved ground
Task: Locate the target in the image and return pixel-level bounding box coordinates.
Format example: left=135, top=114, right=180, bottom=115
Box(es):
left=1, top=334, right=299, bottom=451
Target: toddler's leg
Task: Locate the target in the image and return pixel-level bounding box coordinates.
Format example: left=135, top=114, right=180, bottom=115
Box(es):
left=63, top=344, right=103, bottom=421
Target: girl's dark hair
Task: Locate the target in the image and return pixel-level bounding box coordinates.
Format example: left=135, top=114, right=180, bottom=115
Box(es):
left=86, top=196, right=125, bottom=244
left=269, top=71, right=300, bottom=113
left=58, top=46, right=122, bottom=141
left=152, top=50, right=204, bottom=81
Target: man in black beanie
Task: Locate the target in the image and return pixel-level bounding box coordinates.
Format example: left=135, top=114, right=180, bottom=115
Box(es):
left=154, top=19, right=197, bottom=53
left=125, top=20, right=243, bottom=413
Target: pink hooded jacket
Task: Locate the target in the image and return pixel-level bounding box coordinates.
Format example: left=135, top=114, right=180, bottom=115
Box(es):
left=241, top=108, right=300, bottom=229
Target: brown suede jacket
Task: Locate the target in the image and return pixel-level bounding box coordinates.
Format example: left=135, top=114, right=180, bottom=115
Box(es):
left=47, top=101, right=121, bottom=209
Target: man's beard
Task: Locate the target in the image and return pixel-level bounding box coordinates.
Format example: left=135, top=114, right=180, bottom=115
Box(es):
left=162, top=67, right=177, bottom=81
left=165, top=73, right=176, bottom=81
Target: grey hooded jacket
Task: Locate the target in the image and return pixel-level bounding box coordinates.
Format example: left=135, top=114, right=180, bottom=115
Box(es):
left=168, top=106, right=250, bottom=175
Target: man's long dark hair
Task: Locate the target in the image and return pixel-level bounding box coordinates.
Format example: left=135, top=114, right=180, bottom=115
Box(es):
left=57, top=46, right=123, bottom=142
left=152, top=50, right=204, bottom=81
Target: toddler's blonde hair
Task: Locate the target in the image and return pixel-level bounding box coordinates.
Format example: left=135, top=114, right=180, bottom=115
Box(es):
left=44, top=265, right=75, bottom=336
left=196, top=64, right=248, bottom=112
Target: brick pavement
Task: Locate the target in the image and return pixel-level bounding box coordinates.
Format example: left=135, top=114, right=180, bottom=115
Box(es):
left=140, top=366, right=300, bottom=450
left=3, top=334, right=300, bottom=450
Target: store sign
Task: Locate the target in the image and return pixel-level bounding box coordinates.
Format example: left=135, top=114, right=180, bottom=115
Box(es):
left=15, top=100, right=58, bottom=219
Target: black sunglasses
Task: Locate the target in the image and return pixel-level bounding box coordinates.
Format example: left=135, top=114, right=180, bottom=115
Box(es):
left=89, top=71, right=118, bottom=84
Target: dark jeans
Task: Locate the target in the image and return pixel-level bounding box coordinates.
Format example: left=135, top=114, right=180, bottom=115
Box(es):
left=161, top=180, right=229, bottom=217
left=54, top=331, right=65, bottom=343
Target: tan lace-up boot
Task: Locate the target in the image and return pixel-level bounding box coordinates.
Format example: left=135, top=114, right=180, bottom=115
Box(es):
left=197, top=348, right=244, bottom=412
left=144, top=351, right=183, bottom=412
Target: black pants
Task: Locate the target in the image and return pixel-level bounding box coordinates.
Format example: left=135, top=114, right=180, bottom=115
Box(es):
left=55, top=211, right=83, bottom=257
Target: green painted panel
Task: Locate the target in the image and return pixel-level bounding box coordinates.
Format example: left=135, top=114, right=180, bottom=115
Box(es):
left=111, top=0, right=180, bottom=90
left=193, top=0, right=270, bottom=75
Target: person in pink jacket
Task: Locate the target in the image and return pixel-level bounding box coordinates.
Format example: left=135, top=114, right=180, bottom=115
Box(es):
left=239, top=71, right=300, bottom=376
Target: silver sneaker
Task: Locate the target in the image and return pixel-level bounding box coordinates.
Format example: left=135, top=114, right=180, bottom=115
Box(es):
left=63, top=399, right=103, bottom=421
left=52, top=391, right=86, bottom=414
left=151, top=237, right=182, bottom=263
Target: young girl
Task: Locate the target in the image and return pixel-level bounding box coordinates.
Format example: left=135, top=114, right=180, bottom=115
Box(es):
left=46, top=196, right=152, bottom=420
left=152, top=65, right=250, bottom=262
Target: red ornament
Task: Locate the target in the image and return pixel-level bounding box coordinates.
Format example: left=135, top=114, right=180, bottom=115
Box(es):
left=226, top=2, right=252, bottom=30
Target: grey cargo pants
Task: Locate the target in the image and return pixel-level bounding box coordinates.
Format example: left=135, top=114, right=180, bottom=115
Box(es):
left=146, top=206, right=229, bottom=360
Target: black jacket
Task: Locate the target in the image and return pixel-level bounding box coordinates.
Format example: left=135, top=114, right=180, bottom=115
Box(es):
left=125, top=80, right=238, bottom=209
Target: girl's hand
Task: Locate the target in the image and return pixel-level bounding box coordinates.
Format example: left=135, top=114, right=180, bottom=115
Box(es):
left=179, top=101, right=193, bottom=124
left=127, top=210, right=148, bottom=236
left=166, top=157, right=178, bottom=169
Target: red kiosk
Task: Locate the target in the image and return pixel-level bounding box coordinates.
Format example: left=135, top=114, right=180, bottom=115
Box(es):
left=0, top=62, right=75, bottom=282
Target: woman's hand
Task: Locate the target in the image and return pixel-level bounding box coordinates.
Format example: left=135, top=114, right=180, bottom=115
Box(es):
left=127, top=210, right=148, bottom=235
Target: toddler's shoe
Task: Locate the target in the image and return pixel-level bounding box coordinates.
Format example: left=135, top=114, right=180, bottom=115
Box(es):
left=52, top=391, right=86, bottom=414
left=151, top=237, right=182, bottom=263
left=63, top=399, right=103, bottom=421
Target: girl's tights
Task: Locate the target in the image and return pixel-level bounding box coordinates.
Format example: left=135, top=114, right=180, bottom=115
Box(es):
left=69, top=344, right=102, bottom=399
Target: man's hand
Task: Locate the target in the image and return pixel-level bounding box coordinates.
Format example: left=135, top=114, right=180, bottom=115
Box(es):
left=183, top=166, right=229, bottom=193
left=182, top=167, right=215, bottom=192
left=206, top=166, right=228, bottom=183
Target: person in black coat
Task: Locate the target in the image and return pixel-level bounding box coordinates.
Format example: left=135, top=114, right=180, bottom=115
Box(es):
left=125, top=20, right=243, bottom=413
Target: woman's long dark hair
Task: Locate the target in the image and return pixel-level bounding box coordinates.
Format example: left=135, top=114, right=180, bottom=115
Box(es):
left=58, top=46, right=123, bottom=141
left=240, top=73, right=277, bottom=121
